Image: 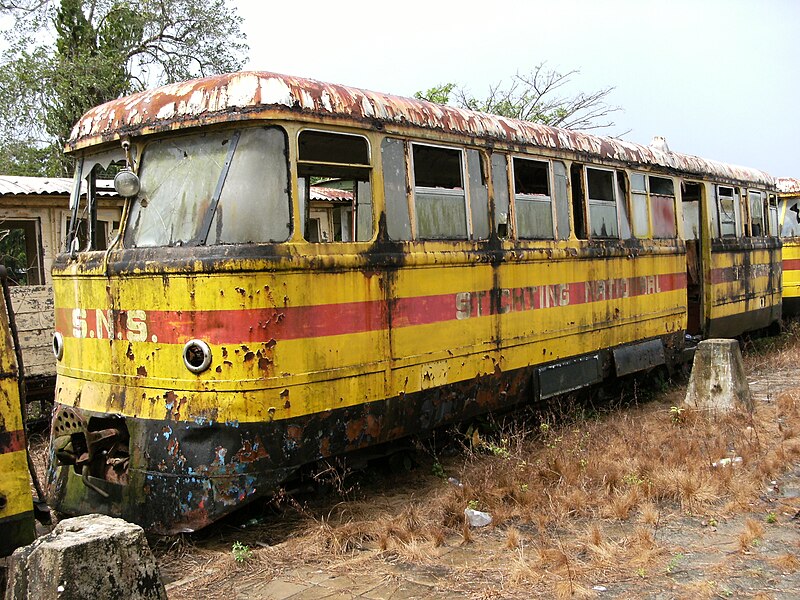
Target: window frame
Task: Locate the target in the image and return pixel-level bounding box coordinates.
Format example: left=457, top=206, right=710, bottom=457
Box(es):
left=410, top=142, right=470, bottom=240
left=584, top=165, right=620, bottom=239
left=297, top=128, right=373, bottom=244
left=716, top=185, right=739, bottom=238
left=511, top=155, right=556, bottom=240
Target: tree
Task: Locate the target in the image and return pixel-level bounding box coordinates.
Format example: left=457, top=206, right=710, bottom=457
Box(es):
left=415, top=63, right=621, bottom=132
left=0, top=0, right=248, bottom=176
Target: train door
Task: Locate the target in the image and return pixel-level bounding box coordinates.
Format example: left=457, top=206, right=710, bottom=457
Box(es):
left=682, top=181, right=703, bottom=335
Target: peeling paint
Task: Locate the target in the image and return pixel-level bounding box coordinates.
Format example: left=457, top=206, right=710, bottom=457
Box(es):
left=66, top=71, right=773, bottom=187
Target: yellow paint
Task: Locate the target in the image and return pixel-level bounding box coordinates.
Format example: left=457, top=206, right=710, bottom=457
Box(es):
left=0, top=451, right=34, bottom=519
left=52, top=243, right=687, bottom=424
left=783, top=239, right=800, bottom=299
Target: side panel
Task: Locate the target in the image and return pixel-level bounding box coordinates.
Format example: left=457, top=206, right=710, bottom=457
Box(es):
left=705, top=238, right=782, bottom=337
left=782, top=238, right=800, bottom=316
left=0, top=287, right=36, bottom=556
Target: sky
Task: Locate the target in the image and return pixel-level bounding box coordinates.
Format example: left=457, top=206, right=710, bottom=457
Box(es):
left=235, top=0, right=799, bottom=178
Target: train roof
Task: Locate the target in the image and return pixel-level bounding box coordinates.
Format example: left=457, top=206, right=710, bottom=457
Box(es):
left=67, top=71, right=774, bottom=187
left=778, top=178, right=800, bottom=195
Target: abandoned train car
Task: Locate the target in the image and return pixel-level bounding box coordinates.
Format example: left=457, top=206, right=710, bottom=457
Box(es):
left=778, top=177, right=800, bottom=316
left=47, top=72, right=780, bottom=534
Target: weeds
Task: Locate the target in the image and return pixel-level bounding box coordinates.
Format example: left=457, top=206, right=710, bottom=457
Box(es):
left=157, top=324, right=800, bottom=599
left=231, top=541, right=252, bottom=563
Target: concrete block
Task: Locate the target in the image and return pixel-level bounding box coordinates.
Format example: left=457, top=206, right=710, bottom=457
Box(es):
left=4, top=514, right=165, bottom=600
left=684, top=339, right=753, bottom=413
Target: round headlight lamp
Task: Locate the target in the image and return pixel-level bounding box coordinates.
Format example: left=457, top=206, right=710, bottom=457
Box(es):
left=113, top=168, right=140, bottom=197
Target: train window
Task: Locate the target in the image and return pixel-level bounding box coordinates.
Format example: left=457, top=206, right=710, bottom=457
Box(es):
left=412, top=144, right=468, bottom=240
left=70, top=149, right=127, bottom=252
left=382, top=138, right=411, bottom=241
left=467, top=150, right=490, bottom=240
left=682, top=181, right=702, bottom=240
left=650, top=176, right=676, bottom=239
left=491, top=153, right=510, bottom=239
left=570, top=163, right=587, bottom=239
left=208, top=128, right=291, bottom=245
left=513, top=157, right=553, bottom=239
left=297, top=130, right=372, bottom=243
left=586, top=167, right=618, bottom=238
left=748, top=190, right=765, bottom=237
left=126, top=128, right=292, bottom=248
left=768, top=194, right=778, bottom=236
left=553, top=161, right=570, bottom=240
left=630, top=173, right=649, bottom=238
left=615, top=172, right=631, bottom=239
left=126, top=131, right=229, bottom=247
left=717, top=186, right=737, bottom=237
left=781, top=197, right=800, bottom=237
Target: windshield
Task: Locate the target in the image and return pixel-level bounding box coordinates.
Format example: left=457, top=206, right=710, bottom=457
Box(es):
left=124, top=126, right=290, bottom=248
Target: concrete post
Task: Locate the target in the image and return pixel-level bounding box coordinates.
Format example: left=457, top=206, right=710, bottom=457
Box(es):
left=684, top=338, right=753, bottom=413
left=4, top=514, right=166, bottom=600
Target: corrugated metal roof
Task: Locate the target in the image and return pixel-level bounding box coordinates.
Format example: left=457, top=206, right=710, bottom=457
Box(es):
left=0, top=176, right=73, bottom=196
left=0, top=175, right=118, bottom=198
left=778, top=178, right=800, bottom=195
left=67, top=71, right=775, bottom=187
left=310, top=186, right=353, bottom=202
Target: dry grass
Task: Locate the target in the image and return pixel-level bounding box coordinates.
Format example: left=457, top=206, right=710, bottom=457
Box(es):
left=158, top=326, right=800, bottom=598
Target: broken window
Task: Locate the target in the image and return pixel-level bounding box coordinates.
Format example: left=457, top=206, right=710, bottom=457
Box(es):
left=467, top=150, right=490, bottom=240
left=412, top=144, right=468, bottom=240
left=553, top=161, right=570, bottom=240
left=748, top=190, right=765, bottom=237
left=125, top=127, right=291, bottom=248
left=513, top=157, right=553, bottom=239
left=781, top=197, right=800, bottom=238
left=491, top=153, right=510, bottom=239
left=768, top=193, right=778, bottom=236
left=682, top=181, right=702, bottom=240
left=0, top=219, right=43, bottom=285
left=297, top=130, right=372, bottom=243
left=208, top=128, right=290, bottom=245
left=586, top=167, right=618, bottom=238
left=717, top=186, right=737, bottom=237
left=570, top=163, right=587, bottom=239
left=70, top=148, right=127, bottom=252
left=650, top=176, right=676, bottom=239
left=382, top=137, right=411, bottom=241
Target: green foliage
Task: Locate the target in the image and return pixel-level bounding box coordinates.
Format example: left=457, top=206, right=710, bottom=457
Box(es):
left=231, top=540, right=251, bottom=562
left=0, top=0, right=249, bottom=176
left=414, top=63, right=620, bottom=132
left=414, top=83, right=455, bottom=105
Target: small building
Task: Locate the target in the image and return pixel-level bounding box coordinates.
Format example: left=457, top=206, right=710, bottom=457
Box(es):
left=0, top=176, right=122, bottom=417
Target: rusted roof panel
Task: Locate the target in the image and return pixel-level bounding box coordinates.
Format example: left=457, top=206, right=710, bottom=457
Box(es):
left=310, top=186, right=353, bottom=202
left=778, top=178, right=800, bottom=194
left=67, top=71, right=775, bottom=187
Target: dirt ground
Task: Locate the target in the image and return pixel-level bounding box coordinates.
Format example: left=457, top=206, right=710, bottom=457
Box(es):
left=24, top=333, right=800, bottom=599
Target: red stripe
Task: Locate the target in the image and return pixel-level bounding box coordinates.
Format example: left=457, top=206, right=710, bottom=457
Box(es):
left=784, top=259, right=800, bottom=271
left=56, top=272, right=685, bottom=344
left=710, top=263, right=777, bottom=285
left=0, top=429, right=26, bottom=455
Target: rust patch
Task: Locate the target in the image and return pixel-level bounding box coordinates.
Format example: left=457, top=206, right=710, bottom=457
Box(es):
left=137, top=365, right=147, bottom=377
left=234, top=436, right=269, bottom=463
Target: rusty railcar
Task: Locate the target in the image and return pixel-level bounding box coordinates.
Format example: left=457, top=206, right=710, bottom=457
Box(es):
left=47, top=72, right=779, bottom=533
left=778, top=178, right=800, bottom=316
